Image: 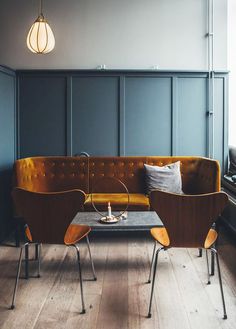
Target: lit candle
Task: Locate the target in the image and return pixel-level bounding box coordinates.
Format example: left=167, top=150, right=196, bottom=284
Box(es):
left=108, top=201, right=112, bottom=218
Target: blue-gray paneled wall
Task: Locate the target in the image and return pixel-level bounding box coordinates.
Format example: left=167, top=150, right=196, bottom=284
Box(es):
left=0, top=66, right=15, bottom=241
left=17, top=70, right=228, bottom=172
left=72, top=77, right=119, bottom=156
left=124, top=77, right=172, bottom=156
left=19, top=76, right=67, bottom=156
left=213, top=77, right=226, bottom=172
left=177, top=77, right=207, bottom=156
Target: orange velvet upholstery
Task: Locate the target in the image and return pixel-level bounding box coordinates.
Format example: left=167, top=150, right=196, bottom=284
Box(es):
left=84, top=193, right=150, bottom=211
left=13, top=156, right=221, bottom=211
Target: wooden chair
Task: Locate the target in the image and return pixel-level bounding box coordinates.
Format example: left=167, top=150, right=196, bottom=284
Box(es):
left=147, top=190, right=229, bottom=319
left=11, top=187, right=97, bottom=313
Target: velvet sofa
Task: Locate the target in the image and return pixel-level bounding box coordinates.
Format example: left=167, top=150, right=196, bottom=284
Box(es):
left=13, top=156, right=221, bottom=212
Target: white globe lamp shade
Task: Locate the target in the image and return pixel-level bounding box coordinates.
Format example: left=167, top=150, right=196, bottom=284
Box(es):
left=27, top=15, right=55, bottom=54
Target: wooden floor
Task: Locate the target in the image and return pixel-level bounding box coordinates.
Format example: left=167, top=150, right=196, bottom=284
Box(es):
left=0, top=229, right=235, bottom=329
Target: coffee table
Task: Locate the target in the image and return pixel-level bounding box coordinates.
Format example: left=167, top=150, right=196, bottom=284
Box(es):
left=72, top=211, right=163, bottom=232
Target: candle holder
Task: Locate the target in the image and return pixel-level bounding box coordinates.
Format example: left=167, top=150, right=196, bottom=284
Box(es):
left=90, top=177, right=130, bottom=224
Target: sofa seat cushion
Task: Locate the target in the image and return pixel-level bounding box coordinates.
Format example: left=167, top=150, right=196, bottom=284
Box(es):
left=84, top=193, right=150, bottom=211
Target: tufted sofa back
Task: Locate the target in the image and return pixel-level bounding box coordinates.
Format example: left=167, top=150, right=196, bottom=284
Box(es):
left=13, top=156, right=220, bottom=194
left=13, top=157, right=89, bottom=193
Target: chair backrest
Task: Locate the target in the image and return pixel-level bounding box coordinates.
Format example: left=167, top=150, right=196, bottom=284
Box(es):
left=12, top=187, right=86, bottom=244
left=150, top=190, right=228, bottom=248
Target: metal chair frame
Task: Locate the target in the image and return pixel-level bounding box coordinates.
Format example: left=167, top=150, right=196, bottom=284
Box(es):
left=11, top=235, right=96, bottom=313
left=147, top=244, right=227, bottom=319
left=147, top=190, right=228, bottom=320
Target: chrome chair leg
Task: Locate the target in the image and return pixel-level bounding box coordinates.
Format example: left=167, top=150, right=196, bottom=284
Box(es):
left=35, top=243, right=39, bottom=260
left=206, top=249, right=211, bottom=284
left=210, top=247, right=215, bottom=276
left=86, top=236, right=97, bottom=281
left=147, top=241, right=157, bottom=283
left=74, top=245, right=86, bottom=314
left=24, top=244, right=29, bottom=279
left=211, top=248, right=227, bottom=319
left=147, top=246, right=165, bottom=318
left=37, top=243, right=41, bottom=278
left=11, top=243, right=28, bottom=309
left=211, top=222, right=218, bottom=276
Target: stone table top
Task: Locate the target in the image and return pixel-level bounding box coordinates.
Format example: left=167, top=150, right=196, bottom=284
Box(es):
left=72, top=211, right=163, bottom=231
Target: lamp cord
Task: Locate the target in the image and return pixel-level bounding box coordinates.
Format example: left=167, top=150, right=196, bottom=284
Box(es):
left=39, top=0, right=43, bottom=15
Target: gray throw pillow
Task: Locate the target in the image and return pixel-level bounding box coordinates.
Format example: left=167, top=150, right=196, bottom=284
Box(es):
left=144, top=161, right=183, bottom=194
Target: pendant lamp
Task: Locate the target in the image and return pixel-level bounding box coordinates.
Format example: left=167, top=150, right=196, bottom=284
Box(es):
left=26, top=0, right=55, bottom=54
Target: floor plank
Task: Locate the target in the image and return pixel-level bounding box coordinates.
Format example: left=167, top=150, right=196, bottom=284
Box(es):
left=0, top=245, right=68, bottom=329
left=188, top=242, right=236, bottom=329
left=168, top=248, right=223, bottom=329
left=95, top=236, right=128, bottom=329
left=0, top=231, right=235, bottom=329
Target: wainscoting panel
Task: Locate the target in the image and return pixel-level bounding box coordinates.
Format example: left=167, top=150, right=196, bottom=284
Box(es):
left=0, top=67, right=15, bottom=241
left=71, top=76, right=119, bottom=156
left=17, top=70, right=228, bottom=172
left=176, top=77, right=207, bottom=156
left=213, top=77, right=226, bottom=171
left=18, top=76, right=67, bottom=157
left=124, top=77, right=172, bottom=156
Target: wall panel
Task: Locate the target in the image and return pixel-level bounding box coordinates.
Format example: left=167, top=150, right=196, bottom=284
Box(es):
left=213, top=77, right=226, bottom=171
left=17, top=70, right=228, bottom=174
left=124, top=77, right=172, bottom=155
left=0, top=68, right=15, bottom=241
left=19, top=76, right=67, bottom=157
left=176, top=77, right=207, bottom=156
left=72, top=76, right=119, bottom=156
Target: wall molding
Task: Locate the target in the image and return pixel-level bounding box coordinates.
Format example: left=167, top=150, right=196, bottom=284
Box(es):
left=16, top=69, right=228, bottom=172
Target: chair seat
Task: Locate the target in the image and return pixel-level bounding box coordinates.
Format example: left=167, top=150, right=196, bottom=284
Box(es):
left=25, top=226, right=33, bottom=242
left=64, top=224, right=91, bottom=245
left=204, top=228, right=218, bottom=249
left=150, top=227, right=218, bottom=249
left=84, top=193, right=150, bottom=211
left=150, top=227, right=170, bottom=247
